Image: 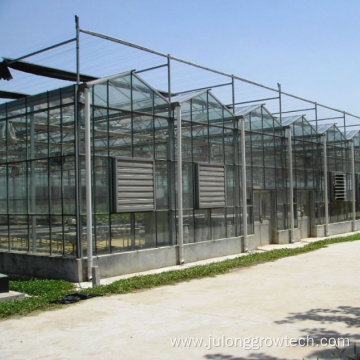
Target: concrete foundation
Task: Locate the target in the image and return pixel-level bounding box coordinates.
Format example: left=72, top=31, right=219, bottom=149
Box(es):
left=312, top=220, right=354, bottom=237
left=0, top=219, right=358, bottom=282
left=0, top=236, right=245, bottom=282
left=0, top=252, right=84, bottom=282
left=274, top=228, right=301, bottom=244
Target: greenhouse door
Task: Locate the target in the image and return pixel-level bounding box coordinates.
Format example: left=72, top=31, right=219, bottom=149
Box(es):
left=297, top=190, right=313, bottom=239
left=253, top=190, right=276, bottom=245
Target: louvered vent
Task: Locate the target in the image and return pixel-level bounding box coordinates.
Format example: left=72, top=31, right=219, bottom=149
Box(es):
left=333, top=173, right=346, bottom=201
left=113, top=159, right=155, bottom=212
left=196, top=164, right=226, bottom=208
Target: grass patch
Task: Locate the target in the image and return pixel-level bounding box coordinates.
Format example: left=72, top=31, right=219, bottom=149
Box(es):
left=1, top=233, right=360, bottom=320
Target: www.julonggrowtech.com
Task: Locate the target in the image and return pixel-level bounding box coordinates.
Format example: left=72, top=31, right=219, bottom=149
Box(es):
left=170, top=335, right=351, bottom=351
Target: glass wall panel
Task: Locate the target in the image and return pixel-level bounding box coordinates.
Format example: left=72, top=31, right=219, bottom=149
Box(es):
left=209, top=126, right=223, bottom=164
left=108, top=75, right=132, bottom=110
left=155, top=161, right=169, bottom=209
left=132, top=115, right=154, bottom=159
left=8, top=116, right=27, bottom=162
left=9, top=215, right=28, bottom=252
left=182, top=163, right=194, bottom=209
left=0, top=215, right=9, bottom=250
left=155, top=117, right=170, bottom=160
left=192, top=123, right=208, bottom=163
left=95, top=214, right=110, bottom=255
left=61, top=105, right=75, bottom=156
left=108, top=110, right=132, bottom=157
left=135, top=212, right=155, bottom=249
left=111, top=213, right=132, bottom=253
left=194, top=209, right=209, bottom=242
left=211, top=208, right=226, bottom=240
left=183, top=210, right=194, bottom=243
left=8, top=162, right=27, bottom=214
left=63, top=156, right=76, bottom=215
left=0, top=165, right=7, bottom=214
left=156, top=211, right=172, bottom=247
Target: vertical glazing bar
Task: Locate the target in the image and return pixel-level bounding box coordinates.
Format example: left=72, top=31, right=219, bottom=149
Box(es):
left=286, top=127, right=295, bottom=242
left=84, top=86, right=93, bottom=280
left=240, top=117, right=248, bottom=251
left=323, top=134, right=329, bottom=236
left=351, top=140, right=356, bottom=231
left=176, top=105, right=184, bottom=264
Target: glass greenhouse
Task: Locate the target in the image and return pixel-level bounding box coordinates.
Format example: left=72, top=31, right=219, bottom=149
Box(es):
left=1, top=26, right=360, bottom=281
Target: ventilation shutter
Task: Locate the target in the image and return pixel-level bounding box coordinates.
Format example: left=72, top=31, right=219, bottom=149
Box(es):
left=333, top=173, right=346, bottom=201
left=196, top=164, right=226, bottom=208
left=114, top=159, right=155, bottom=212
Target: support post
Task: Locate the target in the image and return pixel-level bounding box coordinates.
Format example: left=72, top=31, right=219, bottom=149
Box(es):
left=175, top=104, right=184, bottom=264
left=84, top=86, right=93, bottom=280
left=323, top=134, right=329, bottom=236
left=74, top=15, right=82, bottom=258
left=286, top=127, right=295, bottom=242
left=351, top=140, right=356, bottom=231
left=240, top=117, right=248, bottom=251
left=30, top=108, right=36, bottom=252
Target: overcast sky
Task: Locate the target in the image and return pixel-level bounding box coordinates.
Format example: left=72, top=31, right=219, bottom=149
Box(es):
left=1, top=0, right=359, bottom=122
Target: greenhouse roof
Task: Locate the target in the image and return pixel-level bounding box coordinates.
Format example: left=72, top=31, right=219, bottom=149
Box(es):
left=345, top=130, right=359, bottom=140
left=234, top=104, right=263, bottom=117
left=281, top=115, right=303, bottom=127
left=170, top=89, right=209, bottom=105
left=317, top=123, right=336, bottom=134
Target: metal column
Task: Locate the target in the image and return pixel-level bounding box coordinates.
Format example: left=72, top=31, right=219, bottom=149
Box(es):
left=84, top=86, right=93, bottom=280
left=351, top=140, right=356, bottom=231
left=175, top=105, right=184, bottom=264
left=286, top=127, right=295, bottom=242
left=323, top=134, right=329, bottom=236
left=240, top=117, right=248, bottom=251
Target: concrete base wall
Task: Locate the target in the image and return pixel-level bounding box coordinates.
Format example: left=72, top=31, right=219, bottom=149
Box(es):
left=299, top=216, right=311, bottom=238
left=0, top=252, right=84, bottom=282
left=0, top=236, right=245, bottom=282
left=274, top=228, right=301, bottom=244
left=2, top=218, right=358, bottom=282
left=93, top=236, right=244, bottom=279
left=312, top=220, right=355, bottom=237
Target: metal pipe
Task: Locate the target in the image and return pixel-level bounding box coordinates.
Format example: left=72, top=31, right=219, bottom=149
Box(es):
left=77, top=27, right=360, bottom=120
left=286, top=127, right=295, bottom=242
left=75, top=15, right=80, bottom=86
left=323, top=134, right=329, bottom=236
left=240, top=117, right=248, bottom=251
left=176, top=105, right=184, bottom=264
left=5, top=38, right=76, bottom=66
left=84, top=86, right=93, bottom=280
left=74, top=16, right=82, bottom=258
left=351, top=140, right=356, bottom=231
left=30, top=108, right=36, bottom=252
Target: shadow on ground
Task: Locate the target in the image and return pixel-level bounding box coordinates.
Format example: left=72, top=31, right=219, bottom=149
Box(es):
left=203, top=307, right=360, bottom=360
left=204, top=353, right=289, bottom=360
left=275, top=305, right=360, bottom=359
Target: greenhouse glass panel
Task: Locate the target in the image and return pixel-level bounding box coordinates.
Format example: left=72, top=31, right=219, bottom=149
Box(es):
left=108, top=110, right=132, bottom=157
left=194, top=209, right=210, bottom=242
left=8, top=116, right=27, bottom=162
left=108, top=75, right=132, bottom=111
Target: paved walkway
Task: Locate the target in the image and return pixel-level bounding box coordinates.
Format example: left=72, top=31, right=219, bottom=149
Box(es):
left=2, top=236, right=360, bottom=360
